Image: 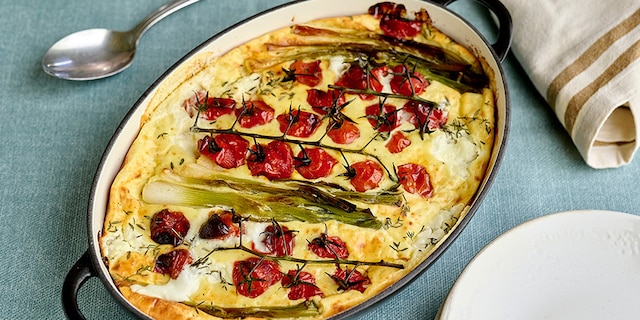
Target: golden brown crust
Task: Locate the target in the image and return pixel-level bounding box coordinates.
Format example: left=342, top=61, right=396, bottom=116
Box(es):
left=121, top=287, right=219, bottom=320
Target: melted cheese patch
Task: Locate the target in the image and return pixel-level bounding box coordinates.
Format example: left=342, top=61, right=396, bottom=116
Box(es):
left=131, top=266, right=201, bottom=302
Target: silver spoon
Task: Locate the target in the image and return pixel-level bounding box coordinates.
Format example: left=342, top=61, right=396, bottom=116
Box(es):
left=42, top=0, right=200, bottom=81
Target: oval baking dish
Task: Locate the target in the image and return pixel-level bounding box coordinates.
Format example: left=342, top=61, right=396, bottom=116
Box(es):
left=63, top=0, right=511, bottom=318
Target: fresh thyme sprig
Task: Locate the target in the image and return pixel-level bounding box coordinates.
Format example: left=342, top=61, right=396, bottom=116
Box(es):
left=221, top=245, right=402, bottom=268
left=194, top=218, right=398, bottom=278
left=192, top=216, right=403, bottom=269
left=327, top=84, right=437, bottom=108
left=191, top=237, right=404, bottom=270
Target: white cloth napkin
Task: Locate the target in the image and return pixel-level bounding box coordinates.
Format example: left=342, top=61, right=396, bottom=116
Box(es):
left=501, top=0, right=640, bottom=168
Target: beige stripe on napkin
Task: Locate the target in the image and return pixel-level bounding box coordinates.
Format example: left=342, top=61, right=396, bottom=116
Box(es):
left=547, top=9, right=640, bottom=114
left=502, top=0, right=640, bottom=168
left=564, top=40, right=640, bottom=132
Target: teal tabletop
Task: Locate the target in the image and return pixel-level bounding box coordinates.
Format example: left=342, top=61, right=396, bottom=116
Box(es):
left=2, top=0, right=639, bottom=319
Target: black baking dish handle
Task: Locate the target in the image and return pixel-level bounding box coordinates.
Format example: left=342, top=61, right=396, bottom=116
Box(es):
left=62, top=251, right=94, bottom=320
left=429, top=0, right=512, bottom=61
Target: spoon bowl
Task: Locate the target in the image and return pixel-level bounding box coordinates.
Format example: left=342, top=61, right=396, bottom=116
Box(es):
left=43, top=29, right=136, bottom=80
left=42, top=0, right=200, bottom=81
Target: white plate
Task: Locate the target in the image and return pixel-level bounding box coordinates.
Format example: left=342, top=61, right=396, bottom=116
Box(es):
left=437, top=210, right=640, bottom=320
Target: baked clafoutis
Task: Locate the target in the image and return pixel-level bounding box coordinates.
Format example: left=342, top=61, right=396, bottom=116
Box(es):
left=100, top=2, right=496, bottom=319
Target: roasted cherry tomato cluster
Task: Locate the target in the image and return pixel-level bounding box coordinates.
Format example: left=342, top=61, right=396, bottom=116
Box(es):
left=148, top=208, right=361, bottom=300
left=185, top=50, right=441, bottom=196
left=149, top=210, right=192, bottom=279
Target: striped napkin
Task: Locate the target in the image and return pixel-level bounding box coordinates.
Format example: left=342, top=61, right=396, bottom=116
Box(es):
left=501, top=0, right=640, bottom=168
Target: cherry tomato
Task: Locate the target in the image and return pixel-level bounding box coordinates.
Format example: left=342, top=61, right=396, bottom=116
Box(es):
left=247, top=140, right=294, bottom=180
left=252, top=223, right=296, bottom=257
left=379, top=15, right=422, bottom=39
left=306, top=89, right=345, bottom=115
left=428, top=108, right=448, bottom=130
left=365, top=103, right=401, bottom=133
left=154, top=249, right=192, bottom=279
left=390, top=64, right=427, bottom=96
left=308, top=233, right=349, bottom=259
left=198, top=134, right=249, bottom=169
left=331, top=266, right=371, bottom=293
left=368, top=2, right=407, bottom=18
left=403, top=100, right=448, bottom=132
left=288, top=60, right=323, bottom=87
left=202, top=97, right=236, bottom=120
left=276, top=110, right=322, bottom=138
left=327, top=120, right=360, bottom=145
left=369, top=65, right=389, bottom=93
left=295, top=148, right=338, bottom=179
left=198, top=211, right=241, bottom=240
left=235, top=100, right=275, bottom=128
left=397, top=163, right=433, bottom=198
left=335, top=64, right=383, bottom=100
left=232, top=258, right=282, bottom=298
left=349, top=160, right=384, bottom=192
left=386, top=131, right=411, bottom=153
left=182, top=90, right=207, bottom=117
left=182, top=90, right=235, bottom=120
left=150, top=209, right=190, bottom=246
left=335, top=63, right=367, bottom=90
left=281, top=270, right=324, bottom=301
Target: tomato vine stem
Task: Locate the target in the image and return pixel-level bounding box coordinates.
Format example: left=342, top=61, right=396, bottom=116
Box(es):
left=192, top=244, right=404, bottom=270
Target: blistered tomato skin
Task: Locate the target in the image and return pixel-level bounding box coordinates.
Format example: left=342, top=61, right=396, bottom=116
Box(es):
left=379, top=15, right=422, bottom=39
left=349, top=160, right=384, bottom=192
left=368, top=2, right=407, bottom=18
left=306, top=89, right=346, bottom=115
left=199, top=211, right=241, bottom=240
left=389, top=64, right=428, bottom=96
left=235, top=100, right=275, bottom=128
left=368, top=66, right=388, bottom=93
left=308, top=233, right=349, bottom=259
left=295, top=148, right=338, bottom=179
left=183, top=90, right=207, bottom=117
left=331, top=266, right=371, bottom=293
left=277, top=110, right=322, bottom=138
left=154, top=249, right=192, bottom=279
left=386, top=131, right=411, bottom=154
left=199, top=97, right=236, bottom=120
left=233, top=258, right=283, bottom=298
left=365, top=103, right=401, bottom=133
left=397, top=163, right=433, bottom=198
left=335, top=63, right=367, bottom=91
left=288, top=60, right=323, bottom=87
left=182, top=90, right=235, bottom=120
left=427, top=108, right=448, bottom=130
left=252, top=223, right=297, bottom=257
left=327, top=120, right=360, bottom=145
left=281, top=270, right=324, bottom=300
left=198, top=134, right=249, bottom=169
left=334, top=64, right=384, bottom=100
left=404, top=100, right=449, bottom=132
left=247, top=140, right=295, bottom=180
left=150, top=209, right=190, bottom=246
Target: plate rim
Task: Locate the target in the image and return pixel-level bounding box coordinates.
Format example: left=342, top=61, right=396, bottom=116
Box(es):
left=437, top=209, right=640, bottom=320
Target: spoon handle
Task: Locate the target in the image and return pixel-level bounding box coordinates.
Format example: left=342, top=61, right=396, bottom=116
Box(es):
left=131, top=0, right=201, bottom=43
